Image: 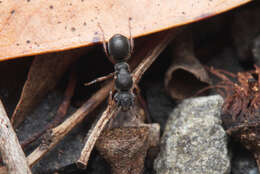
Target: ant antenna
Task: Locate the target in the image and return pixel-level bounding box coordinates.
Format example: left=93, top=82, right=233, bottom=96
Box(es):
left=97, top=23, right=115, bottom=64
left=128, top=17, right=134, bottom=54
left=97, top=23, right=107, bottom=55
left=97, top=22, right=104, bottom=35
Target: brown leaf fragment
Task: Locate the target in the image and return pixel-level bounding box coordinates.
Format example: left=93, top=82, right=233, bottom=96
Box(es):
left=12, top=47, right=89, bottom=128
left=165, top=30, right=211, bottom=100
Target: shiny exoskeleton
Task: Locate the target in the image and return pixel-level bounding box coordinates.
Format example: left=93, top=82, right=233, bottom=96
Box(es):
left=106, top=34, right=135, bottom=111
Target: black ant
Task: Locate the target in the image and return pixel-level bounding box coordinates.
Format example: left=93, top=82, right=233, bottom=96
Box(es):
left=85, top=18, right=137, bottom=112
left=78, top=18, right=164, bottom=168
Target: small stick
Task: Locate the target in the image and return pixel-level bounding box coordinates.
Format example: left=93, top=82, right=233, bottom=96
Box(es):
left=206, top=66, right=234, bottom=84
left=226, top=121, right=260, bottom=135
left=194, top=84, right=228, bottom=97
left=51, top=67, right=77, bottom=126
left=132, top=30, right=177, bottom=83
left=77, top=101, right=119, bottom=168
left=77, top=29, right=177, bottom=168
left=135, top=85, right=151, bottom=122
left=215, top=69, right=236, bottom=78
left=27, top=81, right=113, bottom=167
left=0, top=100, right=32, bottom=174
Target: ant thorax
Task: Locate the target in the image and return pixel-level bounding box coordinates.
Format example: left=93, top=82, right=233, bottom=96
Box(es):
left=114, top=62, right=133, bottom=91
left=113, top=62, right=134, bottom=111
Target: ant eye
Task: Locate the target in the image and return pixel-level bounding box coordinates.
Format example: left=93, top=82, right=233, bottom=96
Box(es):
left=108, top=34, right=130, bottom=62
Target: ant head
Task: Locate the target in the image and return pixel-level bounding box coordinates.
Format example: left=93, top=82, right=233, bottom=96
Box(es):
left=108, top=34, right=131, bottom=62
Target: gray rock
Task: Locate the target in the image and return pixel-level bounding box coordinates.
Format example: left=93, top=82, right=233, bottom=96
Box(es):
left=154, top=95, right=230, bottom=174
left=253, top=35, right=260, bottom=66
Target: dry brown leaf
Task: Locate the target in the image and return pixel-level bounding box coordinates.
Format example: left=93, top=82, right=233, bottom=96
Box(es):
left=11, top=47, right=89, bottom=127
left=0, top=0, right=251, bottom=60
left=165, top=29, right=211, bottom=100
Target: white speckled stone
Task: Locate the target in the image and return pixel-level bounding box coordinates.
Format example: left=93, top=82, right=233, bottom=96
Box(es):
left=154, top=95, right=230, bottom=174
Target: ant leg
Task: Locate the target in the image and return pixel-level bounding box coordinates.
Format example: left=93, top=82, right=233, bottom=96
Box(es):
left=134, top=84, right=152, bottom=123
left=108, top=90, right=113, bottom=106
left=108, top=85, right=116, bottom=112
left=98, top=23, right=115, bottom=64
left=128, top=17, right=134, bottom=54
left=107, top=90, right=119, bottom=128
left=84, top=72, right=114, bottom=86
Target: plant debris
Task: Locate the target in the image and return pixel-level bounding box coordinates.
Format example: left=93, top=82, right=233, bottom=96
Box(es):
left=207, top=65, right=260, bottom=171
left=96, top=123, right=160, bottom=174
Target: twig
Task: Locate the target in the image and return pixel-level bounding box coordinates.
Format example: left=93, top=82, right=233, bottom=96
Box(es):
left=0, top=100, right=32, bottom=174
left=132, top=30, right=178, bottom=83
left=27, top=81, right=113, bottom=167
left=77, top=29, right=177, bottom=168
left=226, top=121, right=260, bottom=135
left=77, top=101, right=119, bottom=168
